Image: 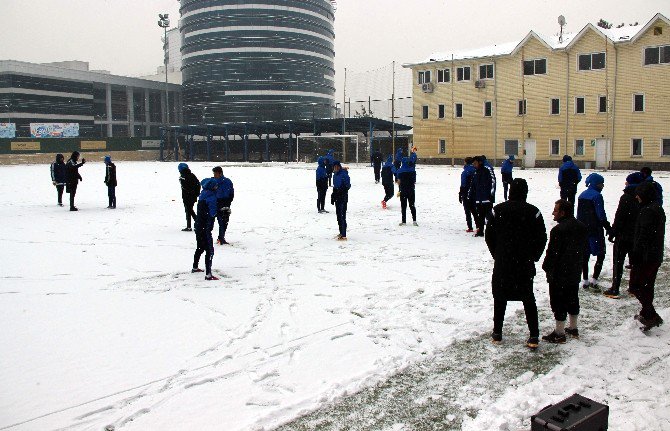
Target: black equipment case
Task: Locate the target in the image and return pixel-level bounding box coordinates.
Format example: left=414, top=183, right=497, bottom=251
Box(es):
left=531, top=393, right=608, bottom=431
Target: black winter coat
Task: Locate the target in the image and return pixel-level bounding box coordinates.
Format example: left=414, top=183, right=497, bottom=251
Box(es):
left=51, top=161, right=67, bottom=184
left=371, top=152, right=383, bottom=167
left=486, top=200, right=547, bottom=300
left=611, top=187, right=640, bottom=244
left=542, top=216, right=588, bottom=286
left=632, top=202, right=666, bottom=265
left=104, top=163, right=117, bottom=187
left=179, top=169, right=200, bottom=203
left=65, top=159, right=84, bottom=186
left=381, top=165, right=394, bottom=186
left=469, top=166, right=495, bottom=204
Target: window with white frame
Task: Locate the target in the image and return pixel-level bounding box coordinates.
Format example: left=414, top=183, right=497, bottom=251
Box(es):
left=456, top=66, right=471, bottom=81
left=632, top=138, right=643, bottom=156
left=633, top=94, right=645, bottom=112
left=437, top=69, right=450, bottom=83
left=550, top=139, right=561, bottom=156
left=422, top=105, right=429, bottom=119
left=455, top=103, right=463, bottom=118
left=523, top=58, right=547, bottom=75
left=418, top=70, right=432, bottom=84
left=551, top=98, right=560, bottom=115
left=575, top=97, right=585, bottom=114
left=575, top=139, right=585, bottom=156
left=439, top=139, right=446, bottom=154
left=518, top=99, right=527, bottom=116
left=484, top=101, right=492, bottom=117
left=479, top=64, right=494, bottom=79
left=662, top=138, right=670, bottom=157
left=438, top=104, right=445, bottom=119
left=578, top=52, right=606, bottom=70
left=598, top=96, right=608, bottom=113
left=644, top=45, right=670, bottom=65
left=504, top=140, right=519, bottom=156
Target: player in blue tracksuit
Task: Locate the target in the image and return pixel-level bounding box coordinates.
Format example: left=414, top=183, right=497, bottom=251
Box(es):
left=331, top=161, right=351, bottom=240
left=193, top=178, right=219, bottom=280
left=500, top=155, right=515, bottom=201
left=558, top=156, right=582, bottom=204
left=396, top=149, right=418, bottom=225
left=212, top=166, right=234, bottom=245
left=325, top=149, right=335, bottom=187
left=469, top=156, right=495, bottom=237
left=459, top=157, right=476, bottom=232
left=381, top=155, right=395, bottom=209
left=316, top=156, right=329, bottom=213
left=577, top=173, right=611, bottom=290
left=393, top=147, right=404, bottom=175
left=640, top=167, right=664, bottom=205
left=50, top=153, right=67, bottom=206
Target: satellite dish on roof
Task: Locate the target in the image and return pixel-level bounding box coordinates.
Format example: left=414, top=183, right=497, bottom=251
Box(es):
left=558, top=15, right=566, bottom=26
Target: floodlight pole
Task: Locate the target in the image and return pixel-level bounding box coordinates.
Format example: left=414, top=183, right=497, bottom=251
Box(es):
left=392, top=61, right=396, bottom=156
left=158, top=14, right=171, bottom=128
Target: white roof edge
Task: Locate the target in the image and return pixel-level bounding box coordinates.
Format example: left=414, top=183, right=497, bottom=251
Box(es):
left=510, top=31, right=553, bottom=56
left=629, top=13, right=670, bottom=43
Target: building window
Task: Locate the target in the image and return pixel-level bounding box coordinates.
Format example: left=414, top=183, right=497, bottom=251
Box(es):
left=550, top=139, right=560, bottom=156
left=456, top=66, right=471, bottom=81
left=575, top=139, right=585, bottom=156
left=437, top=69, right=450, bottom=83
left=484, top=101, right=492, bottom=117
left=662, top=138, right=670, bottom=156
left=551, top=98, right=560, bottom=115
left=598, top=96, right=608, bottom=113
left=518, top=99, right=527, bottom=116
left=438, top=104, right=445, bottom=119
left=578, top=52, right=606, bottom=70
left=418, top=70, right=432, bottom=84
left=575, top=97, right=585, bottom=114
left=632, top=138, right=643, bottom=156
left=479, top=64, right=494, bottom=79
left=644, top=45, right=670, bottom=65
left=523, top=58, right=547, bottom=75
left=633, top=94, right=645, bottom=112
left=455, top=103, right=463, bottom=118
left=504, top=140, right=519, bottom=156
left=439, top=139, right=446, bottom=154
left=422, top=105, right=429, bottom=119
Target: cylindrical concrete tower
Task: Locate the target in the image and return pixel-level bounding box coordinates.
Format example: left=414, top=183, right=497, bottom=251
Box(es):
left=179, top=0, right=336, bottom=124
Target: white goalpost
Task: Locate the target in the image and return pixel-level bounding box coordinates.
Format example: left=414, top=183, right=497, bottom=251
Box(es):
left=296, top=134, right=360, bottom=164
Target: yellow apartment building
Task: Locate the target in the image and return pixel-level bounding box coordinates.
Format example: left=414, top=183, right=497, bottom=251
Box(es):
left=403, top=13, right=670, bottom=169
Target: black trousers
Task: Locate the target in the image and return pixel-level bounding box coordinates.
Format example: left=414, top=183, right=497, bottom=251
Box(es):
left=108, top=186, right=116, bottom=208
left=463, top=200, right=474, bottom=230
left=400, top=189, right=416, bottom=223
left=630, top=262, right=661, bottom=320
left=549, top=282, right=580, bottom=321
left=612, top=240, right=633, bottom=292
left=317, top=186, right=327, bottom=211
left=68, top=185, right=77, bottom=209
left=56, top=185, right=64, bottom=204
left=183, top=200, right=196, bottom=229
left=335, top=198, right=348, bottom=237
left=474, top=202, right=492, bottom=233
left=502, top=172, right=513, bottom=201
left=493, top=295, right=539, bottom=338
left=373, top=165, right=381, bottom=182
left=583, top=252, right=605, bottom=280
left=194, top=216, right=215, bottom=275
left=327, top=173, right=333, bottom=187
left=560, top=185, right=577, bottom=205
left=383, top=183, right=394, bottom=202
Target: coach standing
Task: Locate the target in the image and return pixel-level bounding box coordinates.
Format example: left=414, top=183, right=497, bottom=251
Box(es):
left=65, top=151, right=86, bottom=211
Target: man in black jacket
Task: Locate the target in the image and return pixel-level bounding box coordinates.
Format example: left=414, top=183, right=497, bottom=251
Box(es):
left=629, top=182, right=666, bottom=331
left=371, top=150, right=383, bottom=183
left=65, top=151, right=86, bottom=211
left=604, top=173, right=644, bottom=298
left=104, top=155, right=117, bottom=209
left=178, top=163, right=200, bottom=231
left=486, top=178, right=547, bottom=349
left=542, top=199, right=588, bottom=343
left=469, top=156, right=495, bottom=237
left=50, top=153, right=66, bottom=206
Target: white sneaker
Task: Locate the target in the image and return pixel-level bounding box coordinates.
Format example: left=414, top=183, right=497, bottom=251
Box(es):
left=413, top=221, right=419, bottom=226
left=399, top=222, right=406, bottom=226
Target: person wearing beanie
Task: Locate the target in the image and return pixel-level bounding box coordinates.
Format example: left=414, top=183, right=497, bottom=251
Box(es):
left=380, top=155, right=395, bottom=209
left=65, top=151, right=86, bottom=211
left=178, top=163, right=200, bottom=231
left=629, top=181, right=665, bottom=331
left=331, top=160, right=351, bottom=240
left=103, top=155, right=117, bottom=209
left=50, top=153, right=67, bottom=206
left=316, top=156, right=329, bottom=213
left=192, top=178, right=220, bottom=281
left=603, top=173, right=644, bottom=298
left=485, top=178, right=547, bottom=350
left=500, top=155, right=515, bottom=201
left=212, top=166, right=235, bottom=245
left=371, top=149, right=383, bottom=184
left=542, top=199, right=588, bottom=343
left=577, top=173, right=611, bottom=290
left=639, top=167, right=664, bottom=205
left=396, top=147, right=418, bottom=226
left=459, top=157, right=476, bottom=232
left=468, top=156, right=495, bottom=237
left=558, top=155, right=582, bottom=204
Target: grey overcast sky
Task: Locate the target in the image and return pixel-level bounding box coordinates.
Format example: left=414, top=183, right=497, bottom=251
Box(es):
left=1, top=0, right=668, bottom=101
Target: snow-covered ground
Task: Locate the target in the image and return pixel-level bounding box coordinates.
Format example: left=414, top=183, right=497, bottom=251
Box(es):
left=0, top=161, right=668, bottom=431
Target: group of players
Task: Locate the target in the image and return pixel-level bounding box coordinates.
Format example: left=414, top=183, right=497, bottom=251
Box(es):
left=49, top=151, right=117, bottom=210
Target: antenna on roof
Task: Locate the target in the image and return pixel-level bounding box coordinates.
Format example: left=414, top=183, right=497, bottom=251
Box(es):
left=558, top=15, right=567, bottom=43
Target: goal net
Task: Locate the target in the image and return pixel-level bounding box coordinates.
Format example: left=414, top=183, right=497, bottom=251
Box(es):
left=296, top=134, right=361, bottom=164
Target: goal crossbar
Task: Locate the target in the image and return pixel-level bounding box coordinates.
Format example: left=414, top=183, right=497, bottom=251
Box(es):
left=296, top=134, right=360, bottom=164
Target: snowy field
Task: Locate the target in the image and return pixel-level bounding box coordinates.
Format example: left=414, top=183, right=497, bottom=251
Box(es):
left=0, top=161, right=669, bottom=431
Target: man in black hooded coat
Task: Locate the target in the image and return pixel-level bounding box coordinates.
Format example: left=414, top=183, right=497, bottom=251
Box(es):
left=65, top=151, right=86, bottom=211
left=486, top=178, right=547, bottom=349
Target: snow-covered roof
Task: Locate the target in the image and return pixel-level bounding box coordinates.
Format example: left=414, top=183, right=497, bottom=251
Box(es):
left=403, top=13, right=668, bottom=68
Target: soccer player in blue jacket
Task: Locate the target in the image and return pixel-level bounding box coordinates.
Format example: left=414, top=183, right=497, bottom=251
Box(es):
left=193, top=178, right=219, bottom=280
left=316, top=156, right=329, bottom=213
left=396, top=148, right=418, bottom=226
left=501, top=155, right=514, bottom=201
left=459, top=157, right=476, bottom=232
left=212, top=166, right=234, bottom=245
left=468, top=156, right=495, bottom=237
left=381, top=155, right=395, bottom=209
left=558, top=156, right=582, bottom=204
left=577, top=173, right=612, bottom=290
left=331, top=161, right=351, bottom=240
left=325, top=149, right=335, bottom=187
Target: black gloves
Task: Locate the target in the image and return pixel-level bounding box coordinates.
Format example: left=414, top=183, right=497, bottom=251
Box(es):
left=458, top=192, right=463, bottom=204
left=331, top=194, right=335, bottom=205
